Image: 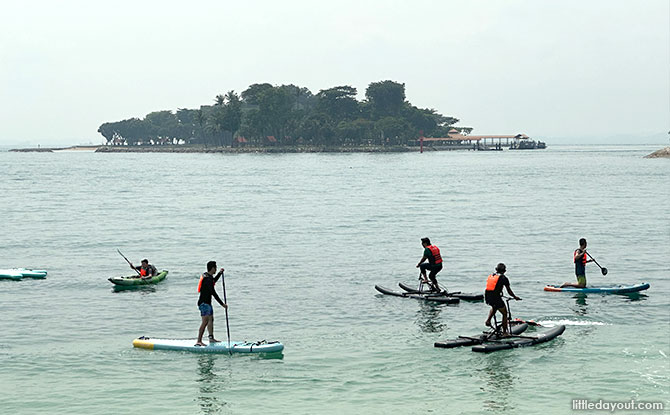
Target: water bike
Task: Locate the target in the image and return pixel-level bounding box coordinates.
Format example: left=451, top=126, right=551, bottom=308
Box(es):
left=434, top=297, right=565, bottom=353
left=398, top=275, right=483, bottom=301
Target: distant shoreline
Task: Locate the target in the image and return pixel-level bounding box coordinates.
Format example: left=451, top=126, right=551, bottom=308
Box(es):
left=10, top=144, right=488, bottom=153
left=10, top=145, right=101, bottom=153
left=9, top=144, right=669, bottom=155
left=96, top=145, right=416, bottom=153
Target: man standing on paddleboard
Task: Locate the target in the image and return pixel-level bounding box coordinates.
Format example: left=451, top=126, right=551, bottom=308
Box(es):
left=195, top=261, right=228, bottom=347
left=561, top=238, right=593, bottom=288
left=416, top=237, right=443, bottom=292
left=484, top=263, right=521, bottom=335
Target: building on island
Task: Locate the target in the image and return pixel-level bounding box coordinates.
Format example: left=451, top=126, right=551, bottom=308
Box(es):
left=418, top=130, right=546, bottom=152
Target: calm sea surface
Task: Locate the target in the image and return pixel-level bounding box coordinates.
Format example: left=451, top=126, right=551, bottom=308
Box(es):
left=0, top=145, right=668, bottom=414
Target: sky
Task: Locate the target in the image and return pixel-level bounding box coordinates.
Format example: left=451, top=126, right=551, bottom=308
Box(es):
left=0, top=0, right=668, bottom=146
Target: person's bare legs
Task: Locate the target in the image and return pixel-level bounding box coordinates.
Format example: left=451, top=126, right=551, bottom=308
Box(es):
left=196, top=316, right=208, bottom=346
left=428, top=270, right=440, bottom=292
left=420, top=269, right=428, bottom=284
left=485, top=308, right=495, bottom=327
left=560, top=282, right=586, bottom=288
left=207, top=316, right=219, bottom=342
left=500, top=307, right=510, bottom=335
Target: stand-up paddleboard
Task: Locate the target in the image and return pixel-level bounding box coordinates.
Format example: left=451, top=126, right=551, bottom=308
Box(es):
left=0, top=269, right=47, bottom=280
left=132, top=337, right=284, bottom=354
left=544, top=283, right=649, bottom=294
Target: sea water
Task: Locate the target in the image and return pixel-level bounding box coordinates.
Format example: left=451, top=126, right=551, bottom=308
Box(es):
left=0, top=145, right=668, bottom=414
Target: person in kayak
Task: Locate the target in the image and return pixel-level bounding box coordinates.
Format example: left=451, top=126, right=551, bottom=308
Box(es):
left=129, top=259, right=157, bottom=278
left=416, top=237, right=443, bottom=292
left=484, top=263, right=521, bottom=335
left=195, top=261, right=228, bottom=347
left=561, top=238, right=593, bottom=288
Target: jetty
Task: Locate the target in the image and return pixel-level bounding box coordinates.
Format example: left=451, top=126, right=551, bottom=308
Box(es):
left=419, top=130, right=546, bottom=152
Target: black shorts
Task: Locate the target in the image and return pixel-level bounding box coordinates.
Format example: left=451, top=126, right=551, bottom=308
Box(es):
left=485, top=292, right=505, bottom=309
left=420, top=263, right=442, bottom=275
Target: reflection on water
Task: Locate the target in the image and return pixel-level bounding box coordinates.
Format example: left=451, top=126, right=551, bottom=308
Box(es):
left=621, top=292, right=648, bottom=303
left=478, top=353, right=518, bottom=412
left=196, top=355, right=229, bottom=415
left=252, top=351, right=285, bottom=360
left=414, top=302, right=447, bottom=333
left=111, top=285, right=157, bottom=294
left=572, top=293, right=588, bottom=315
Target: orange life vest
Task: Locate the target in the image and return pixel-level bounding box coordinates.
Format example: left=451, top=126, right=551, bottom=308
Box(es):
left=574, top=250, right=587, bottom=264
left=486, top=273, right=500, bottom=291
left=140, top=268, right=147, bottom=276
left=197, top=275, right=204, bottom=292
left=428, top=245, right=442, bottom=264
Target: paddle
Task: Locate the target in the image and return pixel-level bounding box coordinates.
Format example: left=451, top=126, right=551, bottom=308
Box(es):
left=220, top=270, right=232, bottom=355
left=586, top=252, right=608, bottom=276
left=117, top=249, right=141, bottom=277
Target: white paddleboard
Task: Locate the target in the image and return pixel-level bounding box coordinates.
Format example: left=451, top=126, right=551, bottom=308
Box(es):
left=133, top=337, right=284, bottom=354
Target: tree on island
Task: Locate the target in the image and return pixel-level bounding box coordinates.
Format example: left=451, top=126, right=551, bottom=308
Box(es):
left=97, top=80, right=459, bottom=147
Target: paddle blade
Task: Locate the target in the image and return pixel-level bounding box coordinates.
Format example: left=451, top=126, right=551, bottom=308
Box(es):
left=601, top=267, right=608, bottom=276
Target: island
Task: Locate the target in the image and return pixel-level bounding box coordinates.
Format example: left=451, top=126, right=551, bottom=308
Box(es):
left=644, top=147, right=670, bottom=158
left=93, top=80, right=541, bottom=152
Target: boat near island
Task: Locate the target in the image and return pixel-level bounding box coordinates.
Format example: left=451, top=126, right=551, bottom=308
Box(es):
left=509, top=138, right=547, bottom=150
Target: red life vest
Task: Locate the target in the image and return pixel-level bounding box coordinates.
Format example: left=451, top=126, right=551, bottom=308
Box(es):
left=140, top=268, right=147, bottom=276
left=486, top=273, right=500, bottom=291
left=428, top=245, right=442, bottom=264
left=574, top=250, right=587, bottom=264
left=197, top=275, right=204, bottom=293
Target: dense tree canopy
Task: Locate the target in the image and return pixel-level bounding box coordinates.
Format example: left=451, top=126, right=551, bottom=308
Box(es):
left=97, top=80, right=461, bottom=146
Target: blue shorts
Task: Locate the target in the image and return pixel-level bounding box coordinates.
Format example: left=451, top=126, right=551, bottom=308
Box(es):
left=199, top=303, right=213, bottom=316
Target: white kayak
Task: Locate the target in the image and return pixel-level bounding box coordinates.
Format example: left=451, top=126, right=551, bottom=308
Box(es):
left=0, top=268, right=47, bottom=280
left=132, top=336, right=284, bottom=354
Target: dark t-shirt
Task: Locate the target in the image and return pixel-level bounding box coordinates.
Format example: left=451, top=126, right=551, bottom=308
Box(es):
left=489, top=274, right=510, bottom=297
left=424, top=247, right=440, bottom=265
left=135, top=264, right=157, bottom=276
left=197, top=272, right=223, bottom=306
left=574, top=250, right=586, bottom=276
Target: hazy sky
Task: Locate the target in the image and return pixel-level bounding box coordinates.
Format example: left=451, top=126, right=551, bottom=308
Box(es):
left=1, top=0, right=668, bottom=145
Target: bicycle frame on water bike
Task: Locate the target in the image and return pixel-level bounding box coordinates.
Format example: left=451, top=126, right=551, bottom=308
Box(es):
left=489, top=296, right=518, bottom=338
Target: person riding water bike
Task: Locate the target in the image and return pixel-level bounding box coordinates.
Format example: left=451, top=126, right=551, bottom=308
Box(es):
left=484, top=263, right=521, bottom=335
left=416, top=237, right=443, bottom=292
